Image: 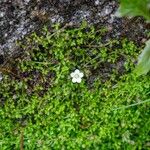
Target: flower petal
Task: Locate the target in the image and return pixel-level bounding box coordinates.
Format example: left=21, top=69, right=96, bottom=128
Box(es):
left=70, top=72, right=75, bottom=78
left=79, top=72, right=84, bottom=78
left=72, top=78, right=77, bottom=83
left=76, top=78, right=81, bottom=83
left=74, top=69, right=80, bottom=74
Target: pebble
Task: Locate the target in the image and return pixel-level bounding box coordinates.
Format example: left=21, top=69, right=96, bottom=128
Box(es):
left=0, top=12, right=5, bottom=17
left=95, top=0, right=100, bottom=6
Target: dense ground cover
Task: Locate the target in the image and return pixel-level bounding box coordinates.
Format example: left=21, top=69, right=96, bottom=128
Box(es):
left=0, top=24, right=150, bottom=149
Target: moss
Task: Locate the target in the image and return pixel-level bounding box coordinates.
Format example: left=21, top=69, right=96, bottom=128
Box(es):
left=0, top=24, right=150, bottom=149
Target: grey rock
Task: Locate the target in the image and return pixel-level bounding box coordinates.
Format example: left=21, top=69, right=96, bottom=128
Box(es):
left=0, top=0, right=148, bottom=58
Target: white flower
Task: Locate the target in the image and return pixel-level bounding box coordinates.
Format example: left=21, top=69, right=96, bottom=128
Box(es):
left=0, top=72, right=3, bottom=81
left=70, top=69, right=84, bottom=83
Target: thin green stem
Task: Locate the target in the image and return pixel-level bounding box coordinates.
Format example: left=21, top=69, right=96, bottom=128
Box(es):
left=112, top=99, right=150, bottom=110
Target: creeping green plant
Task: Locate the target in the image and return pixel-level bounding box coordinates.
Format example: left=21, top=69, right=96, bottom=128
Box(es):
left=116, top=0, right=150, bottom=75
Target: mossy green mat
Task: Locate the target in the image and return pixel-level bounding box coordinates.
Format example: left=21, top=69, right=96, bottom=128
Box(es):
left=0, top=24, right=150, bottom=149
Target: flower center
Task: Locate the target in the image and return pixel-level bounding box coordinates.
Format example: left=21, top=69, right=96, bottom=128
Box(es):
left=74, top=74, right=80, bottom=79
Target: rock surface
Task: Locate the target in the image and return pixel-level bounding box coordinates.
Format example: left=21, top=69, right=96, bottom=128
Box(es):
left=0, top=0, right=149, bottom=59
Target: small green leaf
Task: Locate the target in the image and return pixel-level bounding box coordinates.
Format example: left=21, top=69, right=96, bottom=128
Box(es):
left=135, top=39, right=150, bottom=75
left=116, top=0, right=150, bottom=21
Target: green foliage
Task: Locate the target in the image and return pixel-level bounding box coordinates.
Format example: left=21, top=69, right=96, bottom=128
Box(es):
left=0, top=25, right=150, bottom=149
left=116, top=0, right=150, bottom=75
left=135, top=40, right=150, bottom=75
left=116, top=0, right=150, bottom=21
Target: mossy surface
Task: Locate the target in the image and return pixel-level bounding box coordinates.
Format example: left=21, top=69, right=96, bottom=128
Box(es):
left=0, top=24, right=150, bottom=149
